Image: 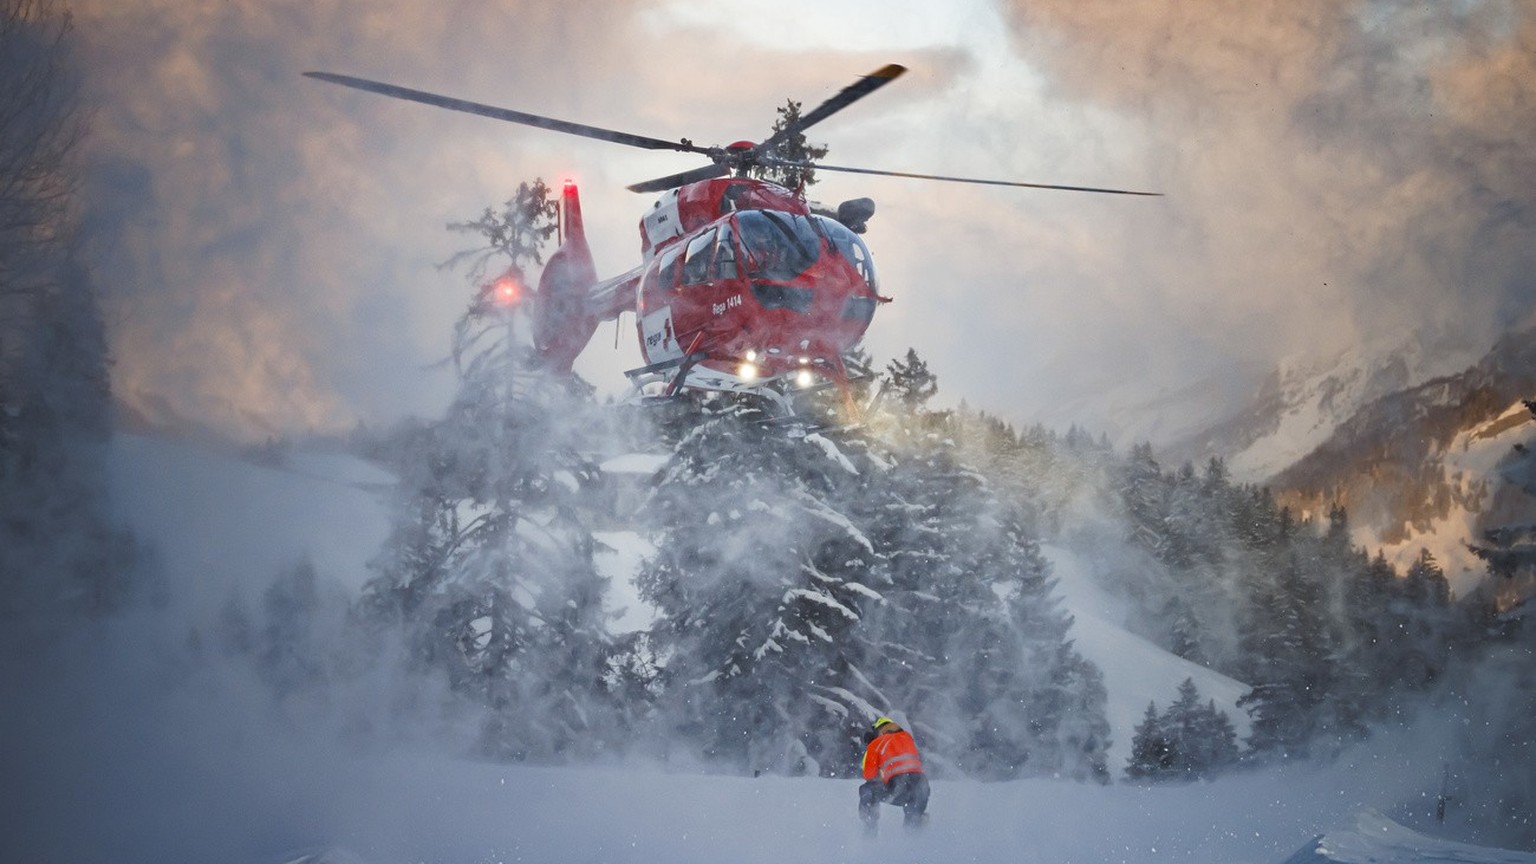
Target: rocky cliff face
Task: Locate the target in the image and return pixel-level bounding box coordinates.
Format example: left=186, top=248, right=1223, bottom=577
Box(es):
left=1160, top=327, right=1535, bottom=598
left=1262, top=330, right=1536, bottom=596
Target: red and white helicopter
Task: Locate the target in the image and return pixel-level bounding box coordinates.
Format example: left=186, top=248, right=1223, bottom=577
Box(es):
left=305, top=65, right=1157, bottom=412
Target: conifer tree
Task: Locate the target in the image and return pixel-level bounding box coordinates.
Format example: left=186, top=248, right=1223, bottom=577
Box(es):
left=859, top=406, right=1109, bottom=781
left=637, top=383, right=1111, bottom=782
left=638, top=406, right=878, bottom=776
left=751, top=99, right=829, bottom=193
left=1126, top=701, right=1172, bottom=780
left=1239, top=550, right=1341, bottom=759
left=0, top=1, right=135, bottom=621
left=881, top=348, right=939, bottom=411
left=1126, top=680, right=1238, bottom=781
left=364, top=180, right=619, bottom=760
left=1164, top=678, right=1239, bottom=777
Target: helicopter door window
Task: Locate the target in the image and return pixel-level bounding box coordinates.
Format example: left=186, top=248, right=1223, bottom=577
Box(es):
left=714, top=225, right=739, bottom=280
left=656, top=246, right=683, bottom=292
left=681, top=229, right=715, bottom=285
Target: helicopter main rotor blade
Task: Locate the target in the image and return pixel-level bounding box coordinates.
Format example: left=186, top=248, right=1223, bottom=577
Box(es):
left=303, top=71, right=712, bottom=155
left=804, top=161, right=1163, bottom=196
left=626, top=162, right=732, bottom=194
left=758, top=64, right=906, bottom=154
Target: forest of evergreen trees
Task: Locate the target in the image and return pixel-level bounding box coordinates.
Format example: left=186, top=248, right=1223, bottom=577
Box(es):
left=225, top=177, right=1529, bottom=798
left=312, top=183, right=1113, bottom=781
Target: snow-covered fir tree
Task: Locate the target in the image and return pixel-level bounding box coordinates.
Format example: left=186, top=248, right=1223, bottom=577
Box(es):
left=881, top=347, right=939, bottom=411
left=856, top=360, right=1110, bottom=782
left=637, top=402, right=880, bottom=776
left=363, top=181, right=621, bottom=761
left=1126, top=701, right=1173, bottom=780
left=1126, top=678, right=1239, bottom=781
left=864, top=432, right=1108, bottom=780
left=637, top=349, right=1110, bottom=782
left=750, top=99, right=829, bottom=194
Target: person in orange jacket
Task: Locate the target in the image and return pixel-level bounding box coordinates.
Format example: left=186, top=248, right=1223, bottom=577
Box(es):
left=859, top=716, right=929, bottom=832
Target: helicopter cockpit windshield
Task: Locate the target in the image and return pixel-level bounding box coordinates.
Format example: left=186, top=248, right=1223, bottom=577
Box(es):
left=736, top=209, right=878, bottom=292
left=737, top=210, right=818, bottom=282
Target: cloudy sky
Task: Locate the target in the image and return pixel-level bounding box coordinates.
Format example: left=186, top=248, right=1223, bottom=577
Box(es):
left=73, top=0, right=1536, bottom=444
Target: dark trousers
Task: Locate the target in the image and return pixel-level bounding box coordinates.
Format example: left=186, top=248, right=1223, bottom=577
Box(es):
left=859, top=772, right=930, bottom=827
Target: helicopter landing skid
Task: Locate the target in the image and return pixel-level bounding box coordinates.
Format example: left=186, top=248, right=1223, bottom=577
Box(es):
left=624, top=356, right=799, bottom=416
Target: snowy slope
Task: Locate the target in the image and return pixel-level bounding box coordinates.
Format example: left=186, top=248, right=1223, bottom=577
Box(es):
left=1046, top=545, right=1252, bottom=769
left=106, top=434, right=393, bottom=614
left=1283, top=811, right=1536, bottom=864
left=60, top=736, right=1520, bottom=864
left=84, top=434, right=1536, bottom=864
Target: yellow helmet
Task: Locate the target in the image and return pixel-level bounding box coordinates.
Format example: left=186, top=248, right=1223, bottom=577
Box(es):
left=872, top=716, right=896, bottom=731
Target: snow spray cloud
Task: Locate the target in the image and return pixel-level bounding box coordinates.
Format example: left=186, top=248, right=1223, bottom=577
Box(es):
left=71, top=0, right=664, bottom=441
left=995, top=0, right=1536, bottom=392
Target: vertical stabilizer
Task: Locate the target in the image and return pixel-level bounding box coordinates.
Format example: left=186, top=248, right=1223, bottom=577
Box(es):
left=535, top=180, right=600, bottom=373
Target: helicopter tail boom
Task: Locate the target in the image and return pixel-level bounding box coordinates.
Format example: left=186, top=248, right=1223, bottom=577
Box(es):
left=535, top=181, right=639, bottom=373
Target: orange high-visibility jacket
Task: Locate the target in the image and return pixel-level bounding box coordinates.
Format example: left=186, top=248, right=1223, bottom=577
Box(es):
left=862, top=729, right=924, bottom=782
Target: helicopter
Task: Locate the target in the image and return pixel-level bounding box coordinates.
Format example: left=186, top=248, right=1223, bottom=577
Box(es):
left=303, top=64, right=1158, bottom=411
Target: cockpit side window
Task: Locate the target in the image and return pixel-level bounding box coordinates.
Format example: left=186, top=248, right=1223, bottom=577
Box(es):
left=715, top=224, right=739, bottom=280
left=681, top=229, right=716, bottom=285
left=656, top=245, right=683, bottom=291
left=813, top=214, right=877, bottom=291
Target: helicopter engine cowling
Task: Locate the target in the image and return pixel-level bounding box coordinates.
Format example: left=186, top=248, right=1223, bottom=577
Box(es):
left=534, top=181, right=600, bottom=374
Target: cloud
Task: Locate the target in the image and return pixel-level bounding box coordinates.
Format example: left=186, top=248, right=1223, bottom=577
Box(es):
left=990, top=0, right=1536, bottom=399
left=74, top=0, right=675, bottom=440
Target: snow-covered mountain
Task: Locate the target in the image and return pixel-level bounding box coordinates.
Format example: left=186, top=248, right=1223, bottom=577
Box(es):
left=1166, top=328, right=1484, bottom=483
left=1153, top=327, right=1535, bottom=599
left=1266, top=330, right=1536, bottom=597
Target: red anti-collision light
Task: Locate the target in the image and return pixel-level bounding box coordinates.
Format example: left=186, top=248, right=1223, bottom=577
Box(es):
left=491, top=275, right=521, bottom=306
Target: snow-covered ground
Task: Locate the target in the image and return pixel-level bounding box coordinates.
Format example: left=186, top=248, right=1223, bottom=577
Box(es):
left=106, top=434, right=394, bottom=614
left=1046, top=546, right=1252, bottom=767
left=21, top=710, right=1521, bottom=864
left=1285, top=811, right=1536, bottom=864
left=80, top=433, right=1535, bottom=864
